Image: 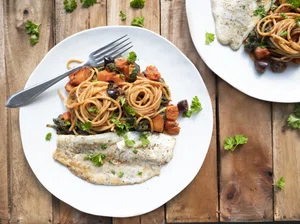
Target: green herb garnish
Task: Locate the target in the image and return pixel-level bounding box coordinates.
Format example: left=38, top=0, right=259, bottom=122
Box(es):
left=120, top=97, right=126, bottom=106
left=131, top=16, right=144, bottom=27
left=138, top=171, right=142, bottom=176
left=224, top=134, right=248, bottom=151
left=139, top=133, right=150, bottom=147
left=64, top=0, right=77, bottom=12
left=81, top=122, right=92, bottom=131
left=132, top=149, right=138, bottom=154
left=45, top=133, right=52, bottom=141
left=254, top=5, right=266, bottom=18
left=84, top=153, right=106, bottom=167
left=119, top=11, right=127, bottom=21
left=110, top=116, right=130, bottom=136
left=296, top=18, right=300, bottom=28
left=88, top=106, right=100, bottom=113
left=287, top=0, right=300, bottom=9
left=101, top=144, right=108, bottom=150
left=127, top=51, right=137, bottom=63
left=25, top=20, right=40, bottom=46
left=124, top=135, right=135, bottom=147
left=118, top=171, right=124, bottom=178
left=275, top=176, right=285, bottom=190
left=183, top=96, right=202, bottom=118
left=124, top=104, right=136, bottom=116
left=205, top=32, right=215, bottom=45
left=80, top=0, right=96, bottom=8
left=111, top=170, right=116, bottom=175
left=281, top=30, right=288, bottom=37
left=130, top=0, right=145, bottom=9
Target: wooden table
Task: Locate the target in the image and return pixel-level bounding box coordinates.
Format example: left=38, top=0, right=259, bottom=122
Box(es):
left=1, top=0, right=300, bottom=223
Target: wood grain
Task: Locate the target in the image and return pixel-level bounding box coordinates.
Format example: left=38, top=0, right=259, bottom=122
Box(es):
left=161, top=0, right=218, bottom=222
left=54, top=1, right=108, bottom=223
left=107, top=0, right=163, bottom=223
left=0, top=0, right=9, bottom=223
left=273, top=103, right=300, bottom=221
left=218, top=81, right=273, bottom=222
left=4, top=0, right=54, bottom=223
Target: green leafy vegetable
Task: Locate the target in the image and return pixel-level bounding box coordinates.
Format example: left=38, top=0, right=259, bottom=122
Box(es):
left=111, top=170, right=116, bottom=175
left=224, top=134, right=248, bottom=151
left=124, top=135, right=135, bottom=147
left=119, top=11, right=127, bottom=21
left=85, top=153, right=106, bottom=167
left=296, top=18, right=300, bottom=28
left=287, top=114, right=300, bottom=129
left=275, top=176, right=285, bottom=190
left=271, top=0, right=278, bottom=10
left=88, top=106, right=100, bottom=113
left=25, top=20, right=40, bottom=46
left=80, top=0, right=96, bottom=8
left=281, top=30, right=288, bottom=37
left=183, top=96, right=202, bottom=118
left=81, top=122, right=92, bottom=131
left=127, top=51, right=137, bottom=63
left=205, top=32, right=215, bottom=45
left=45, top=133, right=52, bottom=141
left=110, top=116, right=130, bottom=136
left=124, top=104, right=136, bottom=116
left=254, top=5, right=266, bottom=18
left=101, top=144, right=108, bottom=150
left=120, top=97, right=126, bottom=106
left=118, top=171, right=124, bottom=178
left=130, top=0, right=145, bottom=9
left=139, top=133, right=150, bottom=147
left=64, top=121, right=71, bottom=126
left=132, top=149, right=138, bottom=154
left=64, top=0, right=77, bottom=13
left=131, top=16, right=144, bottom=27
left=280, top=13, right=288, bottom=19
left=138, top=171, right=142, bottom=176
left=287, top=0, right=300, bottom=9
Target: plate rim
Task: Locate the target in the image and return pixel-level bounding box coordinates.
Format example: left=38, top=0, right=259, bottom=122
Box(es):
left=19, top=25, right=214, bottom=217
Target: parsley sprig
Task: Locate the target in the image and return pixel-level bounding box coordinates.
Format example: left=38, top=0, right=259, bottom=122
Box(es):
left=275, top=176, right=285, bottom=190
left=64, top=0, right=77, bottom=13
left=131, top=16, right=144, bottom=27
left=80, top=0, right=96, bottom=8
left=205, top=32, right=215, bottom=45
left=224, top=134, right=248, bottom=151
left=85, top=153, right=106, bottom=167
left=25, top=20, right=41, bottom=46
left=287, top=103, right=300, bottom=129
left=110, top=116, right=130, bottom=136
left=139, top=133, right=150, bottom=147
left=130, top=0, right=145, bottom=9
left=183, top=96, right=202, bottom=118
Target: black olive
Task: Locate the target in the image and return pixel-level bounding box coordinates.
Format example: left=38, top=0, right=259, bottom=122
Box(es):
left=177, top=100, right=189, bottom=113
left=270, top=60, right=287, bottom=73
left=254, top=60, right=269, bottom=73
left=107, top=88, right=121, bottom=100
left=104, top=56, right=114, bottom=67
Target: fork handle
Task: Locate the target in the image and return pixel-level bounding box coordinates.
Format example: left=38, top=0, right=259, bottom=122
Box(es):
left=5, top=63, right=85, bottom=108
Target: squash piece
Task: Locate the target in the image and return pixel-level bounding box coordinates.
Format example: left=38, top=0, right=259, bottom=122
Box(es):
left=115, top=58, right=128, bottom=70
left=166, top=105, right=179, bottom=121
left=165, top=120, right=180, bottom=135
left=65, top=82, right=75, bottom=92
left=144, top=65, right=161, bottom=81
left=69, top=67, right=91, bottom=86
left=97, top=70, right=114, bottom=82
left=112, top=74, right=125, bottom=85
left=152, top=114, right=164, bottom=133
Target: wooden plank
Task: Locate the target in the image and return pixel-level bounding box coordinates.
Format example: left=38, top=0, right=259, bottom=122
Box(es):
left=0, top=0, right=9, bottom=223
left=54, top=1, right=108, bottom=223
left=161, top=0, right=218, bottom=222
left=107, top=0, right=162, bottom=222
left=4, top=0, right=54, bottom=223
left=273, top=103, right=300, bottom=221
left=218, top=81, right=273, bottom=222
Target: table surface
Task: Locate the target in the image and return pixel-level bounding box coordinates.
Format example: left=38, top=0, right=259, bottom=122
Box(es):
left=1, top=0, right=300, bottom=223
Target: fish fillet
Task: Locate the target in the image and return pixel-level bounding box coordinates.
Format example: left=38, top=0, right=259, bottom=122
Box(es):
left=53, top=132, right=176, bottom=185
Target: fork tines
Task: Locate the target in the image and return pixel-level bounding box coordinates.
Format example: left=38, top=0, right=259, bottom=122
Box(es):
left=90, top=35, right=133, bottom=65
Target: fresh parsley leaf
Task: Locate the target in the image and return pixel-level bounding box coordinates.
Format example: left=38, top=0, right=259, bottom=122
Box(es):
left=65, top=121, right=71, bottom=126
left=119, top=11, right=126, bottom=21
left=224, top=134, right=248, bottom=151
left=81, top=122, right=92, bottom=131
left=124, top=135, right=135, bottom=147
left=280, top=13, right=288, bottom=19
left=80, top=0, right=96, bottom=8
left=124, top=104, right=136, bottom=116
left=138, top=171, right=142, bottom=176
left=254, top=5, right=266, bottom=18
left=64, top=0, right=77, bottom=13
left=110, top=117, right=130, bottom=136
left=281, top=30, right=288, bottom=37
left=287, top=0, right=300, bottom=9
left=119, top=73, right=125, bottom=78
left=101, top=144, right=107, bottom=150
left=287, top=114, right=300, bottom=129
left=118, top=171, right=124, bottom=178
left=275, top=176, right=285, bottom=190
left=45, top=133, right=52, bottom=141
left=130, top=0, right=145, bottom=9
left=84, top=153, right=106, bottom=167
left=25, top=20, right=40, bottom=46
left=111, top=170, right=116, bottom=175
left=183, top=96, right=202, bottom=118
left=139, top=133, right=150, bottom=147
left=296, top=18, right=300, bottom=28
left=127, top=51, right=137, bottom=63
left=88, top=106, right=100, bottom=113
left=271, top=0, right=278, bottom=10
left=120, top=97, right=126, bottom=106
left=131, top=16, right=144, bottom=27
left=205, top=32, right=215, bottom=45
left=242, top=5, right=246, bottom=9
left=132, top=149, right=138, bottom=154
left=258, top=42, right=267, bottom=48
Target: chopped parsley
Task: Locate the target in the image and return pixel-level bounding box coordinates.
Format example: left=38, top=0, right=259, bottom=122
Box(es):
left=124, top=135, right=135, bottom=147
left=271, top=0, right=278, bottom=10
left=130, top=0, right=145, bottom=9
left=275, top=176, right=285, bottom=190
left=80, top=0, right=96, bottom=8
left=287, top=104, right=300, bottom=129
left=118, top=171, right=124, bottom=178
left=84, top=153, right=106, bottom=167
left=25, top=20, right=40, bottom=46
left=119, top=11, right=127, bottom=21
left=287, top=0, right=300, bottom=9
left=45, top=133, right=52, bottom=141
left=127, top=51, right=137, bottom=63
left=120, top=97, right=126, bottom=106
left=281, top=30, right=288, bottom=37
left=296, top=18, right=300, bottom=28
left=111, top=170, right=116, bottom=175
left=138, top=171, right=142, bottom=176
left=81, top=122, right=92, bottom=131
left=101, top=144, right=108, bottom=150
left=281, top=13, right=288, bottom=19
left=132, top=149, right=138, bottom=154
left=139, top=133, right=150, bottom=147
left=88, top=106, right=100, bottom=113
left=110, top=116, right=130, bottom=136
left=124, top=104, right=136, bottom=116
left=205, top=32, right=215, bottom=45
left=183, top=96, right=202, bottom=118
left=224, top=134, right=248, bottom=151
left=64, top=121, right=71, bottom=126
left=131, top=16, right=144, bottom=27
left=253, top=5, right=266, bottom=18
left=64, top=0, right=77, bottom=13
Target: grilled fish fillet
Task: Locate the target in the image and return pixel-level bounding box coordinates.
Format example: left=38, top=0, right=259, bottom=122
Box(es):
left=53, top=132, right=176, bottom=185
left=211, top=0, right=271, bottom=50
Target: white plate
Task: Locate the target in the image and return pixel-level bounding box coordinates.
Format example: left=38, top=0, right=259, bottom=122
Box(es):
left=19, top=26, right=213, bottom=217
left=186, top=0, right=300, bottom=103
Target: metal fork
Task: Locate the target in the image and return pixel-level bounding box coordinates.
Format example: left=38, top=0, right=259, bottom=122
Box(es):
left=5, top=35, right=133, bottom=108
